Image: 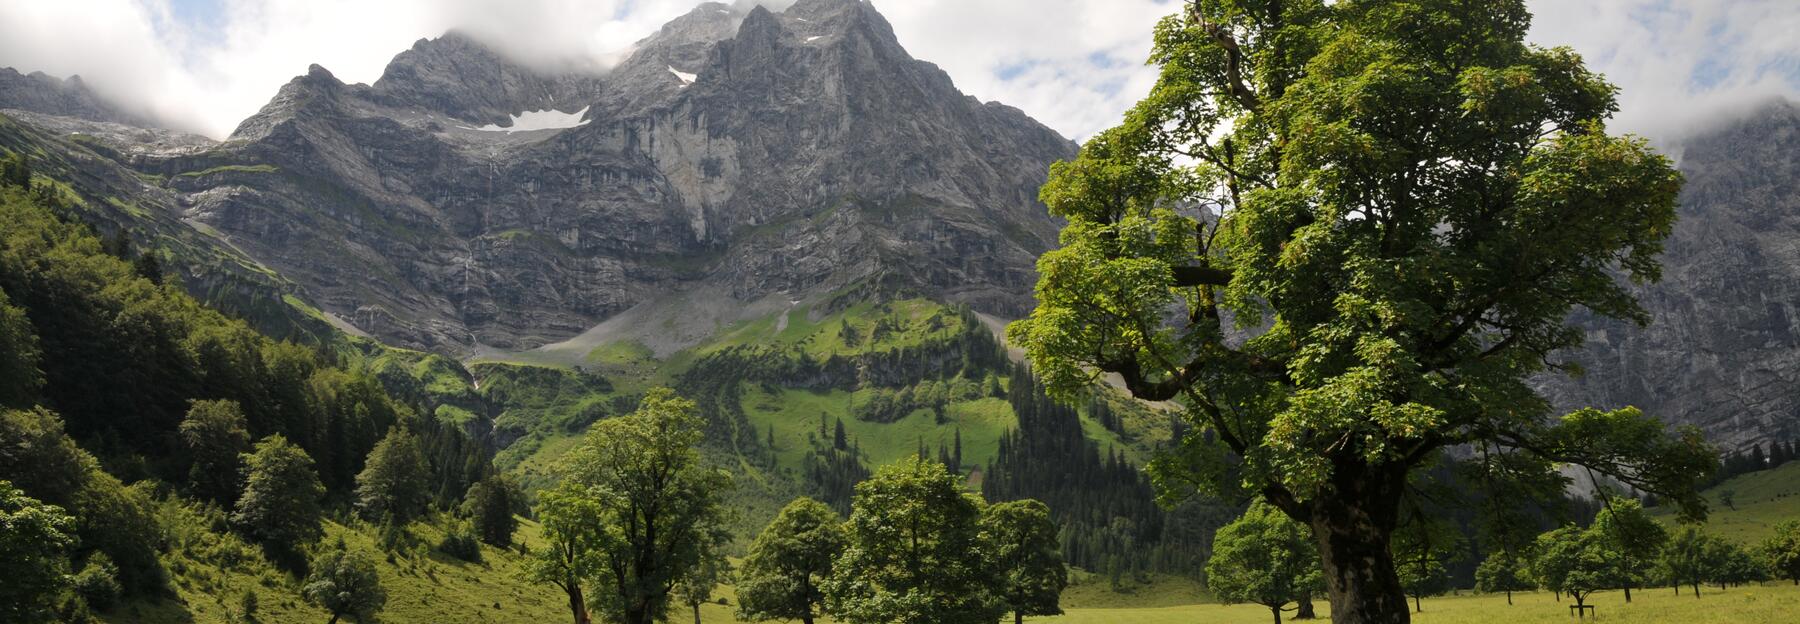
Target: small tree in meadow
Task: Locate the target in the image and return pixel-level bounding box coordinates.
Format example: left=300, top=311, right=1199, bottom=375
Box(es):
left=1761, top=519, right=1800, bottom=585
left=737, top=497, right=846, bottom=624
left=303, top=539, right=386, bottom=624
left=1475, top=551, right=1533, bottom=605
left=1205, top=502, right=1321, bottom=624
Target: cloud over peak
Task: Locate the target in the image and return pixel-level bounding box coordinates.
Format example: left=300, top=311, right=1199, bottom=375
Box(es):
left=0, top=0, right=1794, bottom=143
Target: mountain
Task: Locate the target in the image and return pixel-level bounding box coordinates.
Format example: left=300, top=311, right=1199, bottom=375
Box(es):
left=1, top=1, right=1794, bottom=453
left=1539, top=99, right=1800, bottom=450
left=139, top=0, right=1076, bottom=353
left=0, top=67, right=147, bottom=126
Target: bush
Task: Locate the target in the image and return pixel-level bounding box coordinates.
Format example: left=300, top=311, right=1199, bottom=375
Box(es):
left=72, top=553, right=123, bottom=610
left=241, top=589, right=259, bottom=622
left=438, top=522, right=482, bottom=563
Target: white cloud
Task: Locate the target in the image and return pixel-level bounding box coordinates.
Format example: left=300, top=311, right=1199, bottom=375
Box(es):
left=0, top=0, right=1794, bottom=143
left=0, top=0, right=731, bottom=137
left=870, top=0, right=1176, bottom=141
left=1526, top=0, right=1800, bottom=144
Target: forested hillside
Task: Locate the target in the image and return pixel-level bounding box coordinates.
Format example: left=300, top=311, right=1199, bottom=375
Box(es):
left=0, top=155, right=499, bottom=619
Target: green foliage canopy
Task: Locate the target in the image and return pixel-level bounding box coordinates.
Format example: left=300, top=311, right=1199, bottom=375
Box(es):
left=232, top=434, right=326, bottom=557
left=180, top=399, right=252, bottom=504
left=463, top=474, right=521, bottom=547
left=823, top=457, right=1004, bottom=624
left=1764, top=520, right=1800, bottom=585
left=0, top=480, right=75, bottom=623
left=1205, top=501, right=1321, bottom=624
left=1005, top=0, right=1715, bottom=617
left=1473, top=551, right=1531, bottom=604
left=303, top=539, right=387, bottom=624
left=980, top=499, right=1068, bottom=623
left=542, top=387, right=732, bottom=624
left=1590, top=498, right=1666, bottom=601
left=1530, top=525, right=1618, bottom=607
left=354, top=426, right=431, bottom=525
left=736, top=497, right=846, bottom=624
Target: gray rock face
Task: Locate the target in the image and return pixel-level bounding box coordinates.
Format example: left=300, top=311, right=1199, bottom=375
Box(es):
left=1537, top=99, right=1800, bottom=450
left=365, top=31, right=606, bottom=128
left=0, top=67, right=148, bottom=127
left=159, top=0, right=1076, bottom=352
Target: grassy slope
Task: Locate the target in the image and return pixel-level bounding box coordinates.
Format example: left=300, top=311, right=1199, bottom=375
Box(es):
left=1046, top=586, right=1800, bottom=624
left=1651, top=461, right=1800, bottom=544
left=113, top=499, right=565, bottom=624
left=473, top=298, right=1159, bottom=479
left=120, top=497, right=1800, bottom=624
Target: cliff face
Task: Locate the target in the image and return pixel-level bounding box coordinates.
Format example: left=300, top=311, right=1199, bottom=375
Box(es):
left=1538, top=100, right=1800, bottom=450
left=160, top=0, right=1076, bottom=352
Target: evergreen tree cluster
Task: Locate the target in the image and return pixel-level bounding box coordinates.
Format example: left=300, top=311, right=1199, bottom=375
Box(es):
left=798, top=418, right=871, bottom=516
left=1710, top=438, right=1800, bottom=486
left=983, top=364, right=1234, bottom=577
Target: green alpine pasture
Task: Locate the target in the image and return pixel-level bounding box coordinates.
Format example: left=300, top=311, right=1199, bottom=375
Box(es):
left=1653, top=461, right=1800, bottom=544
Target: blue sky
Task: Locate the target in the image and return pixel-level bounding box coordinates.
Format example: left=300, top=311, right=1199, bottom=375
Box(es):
left=1, top=0, right=1796, bottom=142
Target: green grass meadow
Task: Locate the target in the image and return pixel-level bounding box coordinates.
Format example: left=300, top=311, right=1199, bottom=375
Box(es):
left=1650, top=461, right=1800, bottom=544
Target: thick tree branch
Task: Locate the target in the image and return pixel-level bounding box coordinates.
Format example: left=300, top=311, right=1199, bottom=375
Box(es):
left=1191, top=6, right=1263, bottom=113
left=1172, top=265, right=1234, bottom=287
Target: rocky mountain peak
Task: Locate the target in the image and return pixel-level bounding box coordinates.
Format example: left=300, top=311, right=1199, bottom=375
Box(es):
left=367, top=31, right=604, bottom=127
left=227, top=63, right=351, bottom=140
left=0, top=66, right=147, bottom=127
left=92, top=0, right=1079, bottom=353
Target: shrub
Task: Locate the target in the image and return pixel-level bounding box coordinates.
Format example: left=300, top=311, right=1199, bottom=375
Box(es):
left=72, top=553, right=123, bottom=610
left=439, top=522, right=483, bottom=563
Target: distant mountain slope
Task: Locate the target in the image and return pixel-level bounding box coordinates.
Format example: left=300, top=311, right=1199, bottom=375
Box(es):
left=0, top=67, right=148, bottom=126
left=1539, top=99, right=1800, bottom=450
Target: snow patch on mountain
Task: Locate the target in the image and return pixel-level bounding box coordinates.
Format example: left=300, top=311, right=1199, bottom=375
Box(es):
left=474, top=106, right=590, bottom=132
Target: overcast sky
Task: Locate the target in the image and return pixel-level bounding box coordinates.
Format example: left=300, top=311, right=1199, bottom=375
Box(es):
left=1, top=0, right=1796, bottom=142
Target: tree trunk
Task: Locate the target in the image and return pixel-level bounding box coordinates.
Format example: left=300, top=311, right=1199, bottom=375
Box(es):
left=802, top=612, right=814, bottom=624
left=1623, top=581, right=1632, bottom=602
left=1692, top=582, right=1700, bottom=598
left=327, top=615, right=340, bottom=624
left=1271, top=605, right=1283, bottom=624
left=1296, top=595, right=1316, bottom=619
left=1412, top=595, right=1420, bottom=613
left=693, top=602, right=701, bottom=624
left=1305, top=463, right=1411, bottom=624
left=566, top=584, right=591, bottom=624
left=1505, top=590, right=1511, bottom=605
left=1015, top=611, right=1023, bottom=624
